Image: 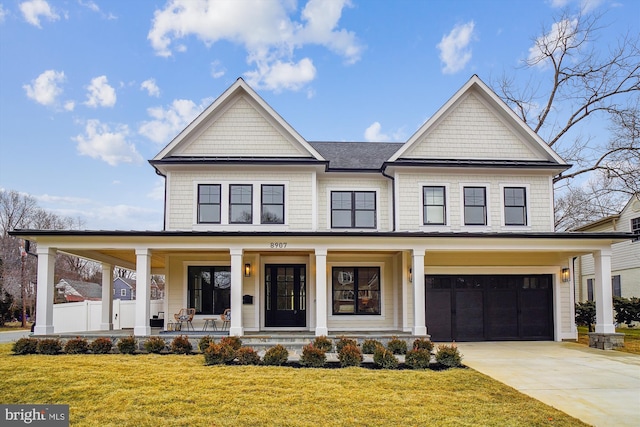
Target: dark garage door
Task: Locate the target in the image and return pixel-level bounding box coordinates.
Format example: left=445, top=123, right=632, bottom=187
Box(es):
left=426, top=275, right=553, bottom=341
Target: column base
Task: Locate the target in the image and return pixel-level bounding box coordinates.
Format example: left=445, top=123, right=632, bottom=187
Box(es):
left=134, top=326, right=151, bottom=336
left=315, top=327, right=328, bottom=336
left=33, top=325, right=55, bottom=335
left=412, top=326, right=428, bottom=336
left=229, top=326, right=244, bottom=337
left=588, top=332, right=624, bottom=350
left=100, top=323, right=113, bottom=331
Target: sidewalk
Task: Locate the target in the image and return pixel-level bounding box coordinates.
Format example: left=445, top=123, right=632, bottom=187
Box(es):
left=0, top=330, right=31, bottom=344
left=456, top=341, right=640, bottom=427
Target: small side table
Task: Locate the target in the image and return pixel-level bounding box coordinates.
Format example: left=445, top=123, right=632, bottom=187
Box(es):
left=202, top=318, right=218, bottom=332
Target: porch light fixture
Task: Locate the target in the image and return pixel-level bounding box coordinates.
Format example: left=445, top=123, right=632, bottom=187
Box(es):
left=244, top=263, right=251, bottom=277
left=561, top=268, right=570, bottom=282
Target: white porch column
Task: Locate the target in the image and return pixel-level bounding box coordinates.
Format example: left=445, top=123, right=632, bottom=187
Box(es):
left=229, top=248, right=244, bottom=336
left=34, top=246, right=56, bottom=335
left=315, top=248, right=328, bottom=336
left=134, top=249, right=151, bottom=336
left=594, top=248, right=616, bottom=334
left=412, top=249, right=427, bottom=336
left=100, top=263, right=113, bottom=331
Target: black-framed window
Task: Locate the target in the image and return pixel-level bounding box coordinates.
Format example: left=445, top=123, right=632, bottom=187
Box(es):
left=423, top=186, right=446, bottom=225
left=632, top=217, right=640, bottom=242
left=198, top=184, right=221, bottom=223
left=261, top=184, right=284, bottom=224
left=331, top=191, right=376, bottom=228
left=229, top=184, right=252, bottom=224
left=504, top=187, right=527, bottom=226
left=612, top=275, right=621, bottom=298
left=464, top=187, right=487, bottom=225
left=188, top=266, right=231, bottom=315
left=587, top=279, right=594, bottom=302
left=332, top=267, right=380, bottom=315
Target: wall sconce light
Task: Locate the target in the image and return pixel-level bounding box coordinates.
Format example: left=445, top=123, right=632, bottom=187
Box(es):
left=561, top=268, right=570, bottom=283
left=244, top=263, right=251, bottom=277
left=409, top=268, right=412, bottom=283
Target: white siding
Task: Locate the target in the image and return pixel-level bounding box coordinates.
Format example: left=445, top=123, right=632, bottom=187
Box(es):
left=179, top=97, right=307, bottom=157
left=405, top=93, right=541, bottom=160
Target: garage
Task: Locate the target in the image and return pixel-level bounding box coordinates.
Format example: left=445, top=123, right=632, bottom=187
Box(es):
left=426, top=274, right=553, bottom=341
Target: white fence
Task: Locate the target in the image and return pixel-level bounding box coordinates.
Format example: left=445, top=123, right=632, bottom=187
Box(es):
left=52, top=300, right=164, bottom=333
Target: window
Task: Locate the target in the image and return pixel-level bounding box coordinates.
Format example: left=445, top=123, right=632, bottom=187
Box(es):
left=612, top=275, right=621, bottom=298
left=587, top=279, right=594, bottom=302
left=632, top=217, right=640, bottom=242
left=198, top=184, right=221, bottom=224
left=261, top=185, right=284, bottom=224
left=188, top=266, right=231, bottom=315
left=332, top=267, right=380, bottom=315
left=504, top=187, right=527, bottom=226
left=423, top=186, right=446, bottom=225
left=229, top=184, right=252, bottom=224
left=331, top=191, right=376, bottom=228
left=120, top=289, right=127, bottom=297
left=464, top=187, right=487, bottom=225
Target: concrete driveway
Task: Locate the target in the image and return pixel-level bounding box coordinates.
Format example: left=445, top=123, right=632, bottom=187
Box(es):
left=0, top=330, right=31, bottom=344
left=456, top=341, right=640, bottom=427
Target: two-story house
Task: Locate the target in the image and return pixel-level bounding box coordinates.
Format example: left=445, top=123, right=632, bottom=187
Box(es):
left=12, top=76, right=632, bottom=345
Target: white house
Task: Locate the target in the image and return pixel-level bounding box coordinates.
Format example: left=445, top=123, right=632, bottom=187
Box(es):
left=11, top=76, right=633, bottom=346
left=574, top=194, right=640, bottom=301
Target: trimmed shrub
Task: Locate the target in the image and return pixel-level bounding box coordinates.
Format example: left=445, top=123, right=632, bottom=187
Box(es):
left=312, top=335, right=333, bottom=352
left=89, top=337, right=113, bottom=354
left=170, top=335, right=193, bottom=354
left=203, top=342, right=236, bottom=365
left=236, top=347, right=261, bottom=365
left=338, top=343, right=363, bottom=368
left=335, top=336, right=358, bottom=353
left=64, top=337, right=89, bottom=354
left=219, top=336, right=242, bottom=351
left=12, top=337, right=38, bottom=355
left=405, top=349, right=431, bottom=370
left=435, top=344, right=463, bottom=368
left=37, top=338, right=62, bottom=355
left=263, top=344, right=289, bottom=366
left=198, top=335, right=214, bottom=352
left=361, top=339, right=383, bottom=354
left=117, top=336, right=138, bottom=355
left=575, top=300, right=596, bottom=332
left=144, top=336, right=167, bottom=354
left=412, top=337, right=434, bottom=352
left=613, top=296, right=640, bottom=326
left=299, top=344, right=326, bottom=368
left=387, top=337, right=408, bottom=355
left=373, top=346, right=398, bottom=369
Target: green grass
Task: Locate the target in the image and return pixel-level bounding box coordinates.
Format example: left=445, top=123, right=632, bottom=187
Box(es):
left=0, top=321, right=31, bottom=332
left=577, top=326, right=640, bottom=354
left=0, top=343, right=586, bottom=427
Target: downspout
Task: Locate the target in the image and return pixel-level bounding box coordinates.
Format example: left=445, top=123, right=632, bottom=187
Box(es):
left=381, top=164, right=396, bottom=231
left=153, top=166, right=168, bottom=231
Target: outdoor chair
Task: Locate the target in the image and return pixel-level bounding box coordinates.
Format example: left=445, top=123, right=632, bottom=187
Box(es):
left=220, top=308, right=231, bottom=331
left=174, top=308, right=196, bottom=331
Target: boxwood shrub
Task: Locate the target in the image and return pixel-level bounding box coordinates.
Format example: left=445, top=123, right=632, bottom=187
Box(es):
left=12, top=337, right=38, bottom=355
left=236, top=347, right=261, bottom=365
left=435, top=344, right=463, bottom=368
left=373, top=346, right=398, bottom=369
left=299, top=344, right=326, bottom=368
left=412, top=337, right=434, bottom=352
left=361, top=339, right=383, bottom=354
left=335, top=336, right=358, bottom=353
left=262, top=344, right=289, bottom=366
left=338, top=343, right=363, bottom=368
left=405, top=348, right=431, bottom=370
left=312, top=335, right=333, bottom=352
left=170, top=335, right=193, bottom=354
left=203, top=342, right=236, bottom=365
left=37, top=338, right=62, bottom=355
left=387, top=337, right=408, bottom=355
left=219, top=336, right=242, bottom=351
left=117, top=336, right=138, bottom=354
left=64, top=337, right=89, bottom=354
left=89, top=337, right=113, bottom=354
left=198, top=335, right=214, bottom=352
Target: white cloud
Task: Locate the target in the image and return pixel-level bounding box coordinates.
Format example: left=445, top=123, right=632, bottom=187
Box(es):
left=78, top=0, right=99, bottom=12
left=73, top=119, right=143, bottom=166
left=210, top=60, right=226, bottom=79
left=64, top=100, right=75, bottom=111
left=527, top=18, right=577, bottom=68
left=140, top=78, right=160, bottom=97
left=364, top=121, right=404, bottom=142
left=19, top=0, right=59, bottom=28
left=548, top=0, right=571, bottom=7
left=84, top=75, right=116, bottom=108
left=147, top=0, right=362, bottom=92
left=148, top=179, right=165, bottom=201
left=139, top=98, right=210, bottom=144
left=548, top=0, right=604, bottom=13
left=23, top=69, right=65, bottom=106
left=437, top=21, right=475, bottom=75
left=0, top=4, right=8, bottom=23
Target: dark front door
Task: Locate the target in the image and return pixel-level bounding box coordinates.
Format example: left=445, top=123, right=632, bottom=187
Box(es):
left=265, top=264, right=306, bottom=327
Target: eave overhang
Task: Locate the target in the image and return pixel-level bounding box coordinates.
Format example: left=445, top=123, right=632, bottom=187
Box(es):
left=383, top=159, right=571, bottom=173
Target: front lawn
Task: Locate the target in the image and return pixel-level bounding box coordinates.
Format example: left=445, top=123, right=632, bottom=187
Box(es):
left=0, top=321, right=31, bottom=332
left=577, top=326, right=640, bottom=355
left=0, top=343, right=585, bottom=426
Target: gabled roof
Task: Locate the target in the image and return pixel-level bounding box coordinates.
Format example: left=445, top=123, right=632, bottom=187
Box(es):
left=56, top=279, right=102, bottom=299
left=388, top=75, right=568, bottom=166
left=309, top=141, right=402, bottom=170
left=152, top=78, right=324, bottom=162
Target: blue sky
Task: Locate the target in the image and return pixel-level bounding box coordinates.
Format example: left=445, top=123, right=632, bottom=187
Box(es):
left=0, top=0, right=637, bottom=230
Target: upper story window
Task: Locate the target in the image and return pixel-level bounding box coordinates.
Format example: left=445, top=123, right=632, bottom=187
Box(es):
left=198, top=184, right=221, bottom=224
left=504, top=187, right=527, bottom=226
left=463, top=187, right=487, bottom=225
left=229, top=184, right=253, bottom=224
left=632, top=217, right=640, bottom=242
left=423, top=186, right=446, bottom=225
left=261, top=185, right=284, bottom=224
left=331, top=191, right=376, bottom=229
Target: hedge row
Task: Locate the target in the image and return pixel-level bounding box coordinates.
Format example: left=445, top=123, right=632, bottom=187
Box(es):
left=11, top=335, right=193, bottom=355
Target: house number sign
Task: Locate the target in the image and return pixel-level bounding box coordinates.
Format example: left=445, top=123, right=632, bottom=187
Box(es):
left=270, top=242, right=287, bottom=248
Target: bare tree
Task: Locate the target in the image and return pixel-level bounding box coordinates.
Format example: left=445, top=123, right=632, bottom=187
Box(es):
left=495, top=8, right=640, bottom=228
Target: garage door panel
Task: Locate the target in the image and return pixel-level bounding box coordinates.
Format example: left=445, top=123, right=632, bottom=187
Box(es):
left=487, top=290, right=519, bottom=339
left=426, top=291, right=452, bottom=341
left=520, top=289, right=553, bottom=339
left=455, top=290, right=484, bottom=341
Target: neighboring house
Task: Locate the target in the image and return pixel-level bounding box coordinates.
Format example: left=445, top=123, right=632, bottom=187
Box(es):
left=13, top=76, right=633, bottom=343
left=55, top=279, right=102, bottom=303
left=573, top=194, right=640, bottom=301
left=113, top=277, right=165, bottom=300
